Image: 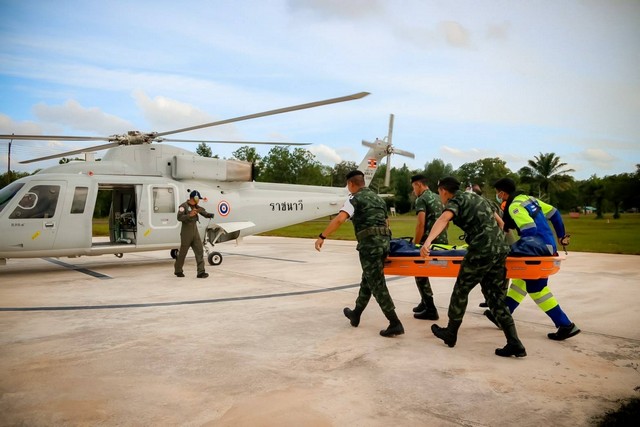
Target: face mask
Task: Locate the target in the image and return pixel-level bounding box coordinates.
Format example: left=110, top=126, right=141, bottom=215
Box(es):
left=495, top=194, right=502, bottom=203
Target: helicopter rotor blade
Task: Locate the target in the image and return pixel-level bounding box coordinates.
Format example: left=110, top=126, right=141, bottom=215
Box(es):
left=160, top=138, right=310, bottom=146
left=19, top=142, right=121, bottom=164
left=0, top=134, right=111, bottom=142
left=392, top=148, right=415, bottom=159
left=387, top=114, right=394, bottom=147
left=156, top=92, right=370, bottom=137
left=384, top=153, right=392, bottom=187
left=383, top=114, right=394, bottom=187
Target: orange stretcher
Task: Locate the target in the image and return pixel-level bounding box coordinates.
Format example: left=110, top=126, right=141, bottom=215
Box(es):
left=384, top=256, right=563, bottom=279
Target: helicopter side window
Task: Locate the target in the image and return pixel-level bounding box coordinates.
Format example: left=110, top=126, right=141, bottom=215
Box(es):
left=153, top=187, right=175, bottom=213
left=9, top=185, right=60, bottom=219
left=71, top=187, right=89, bottom=214
left=0, top=181, right=25, bottom=214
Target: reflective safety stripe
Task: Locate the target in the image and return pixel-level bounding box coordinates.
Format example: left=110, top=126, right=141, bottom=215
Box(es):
left=519, top=222, right=536, bottom=231
left=507, top=279, right=528, bottom=303
left=545, top=206, right=558, bottom=219
left=531, top=288, right=559, bottom=312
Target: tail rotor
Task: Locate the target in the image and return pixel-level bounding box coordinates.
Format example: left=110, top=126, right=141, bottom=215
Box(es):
left=361, top=114, right=415, bottom=187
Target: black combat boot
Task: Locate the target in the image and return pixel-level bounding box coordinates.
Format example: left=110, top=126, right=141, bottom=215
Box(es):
left=343, top=306, right=363, bottom=327
left=380, top=310, right=404, bottom=337
left=414, top=296, right=439, bottom=320
left=431, top=319, right=462, bottom=348
left=495, top=323, right=527, bottom=357
left=413, top=282, right=427, bottom=312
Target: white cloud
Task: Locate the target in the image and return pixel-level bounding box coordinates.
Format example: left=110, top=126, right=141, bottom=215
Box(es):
left=132, top=90, right=243, bottom=140
left=486, top=22, right=510, bottom=40
left=1, top=0, right=639, bottom=178
left=308, top=144, right=343, bottom=165
left=0, top=114, right=43, bottom=135
left=288, top=0, right=385, bottom=20
left=439, top=21, right=471, bottom=48
left=33, top=100, right=133, bottom=135
left=440, top=145, right=494, bottom=162
left=577, top=148, right=617, bottom=170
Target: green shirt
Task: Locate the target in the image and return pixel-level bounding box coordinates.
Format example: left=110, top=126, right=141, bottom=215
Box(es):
left=344, top=187, right=388, bottom=235
left=444, top=191, right=509, bottom=258
left=415, top=189, right=448, bottom=245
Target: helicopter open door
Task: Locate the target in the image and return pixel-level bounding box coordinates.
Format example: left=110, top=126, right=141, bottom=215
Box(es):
left=112, top=186, right=137, bottom=244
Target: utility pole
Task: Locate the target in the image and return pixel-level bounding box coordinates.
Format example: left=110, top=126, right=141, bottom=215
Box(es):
left=7, top=137, right=12, bottom=182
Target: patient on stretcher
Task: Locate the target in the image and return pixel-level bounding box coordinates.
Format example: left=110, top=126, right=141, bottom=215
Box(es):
left=388, top=236, right=555, bottom=258
left=385, top=238, right=562, bottom=280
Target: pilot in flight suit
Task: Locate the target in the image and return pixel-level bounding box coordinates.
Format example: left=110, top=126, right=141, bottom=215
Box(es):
left=174, top=190, right=214, bottom=278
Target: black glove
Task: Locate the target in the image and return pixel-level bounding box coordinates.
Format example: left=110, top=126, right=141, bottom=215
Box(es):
left=208, top=213, right=215, bottom=219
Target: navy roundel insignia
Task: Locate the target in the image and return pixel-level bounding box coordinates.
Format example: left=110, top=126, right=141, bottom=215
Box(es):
left=218, top=200, right=230, bottom=217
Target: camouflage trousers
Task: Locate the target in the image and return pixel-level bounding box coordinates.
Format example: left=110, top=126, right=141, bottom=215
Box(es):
left=448, top=252, right=515, bottom=330
left=415, top=236, right=447, bottom=298
left=415, top=276, right=434, bottom=298
left=355, top=237, right=395, bottom=314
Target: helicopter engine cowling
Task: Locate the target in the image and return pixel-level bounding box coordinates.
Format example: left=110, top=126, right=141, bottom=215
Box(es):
left=171, top=156, right=253, bottom=182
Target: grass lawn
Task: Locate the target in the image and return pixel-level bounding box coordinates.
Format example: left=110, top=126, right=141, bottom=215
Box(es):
left=92, top=213, right=640, bottom=255
left=260, top=213, right=640, bottom=255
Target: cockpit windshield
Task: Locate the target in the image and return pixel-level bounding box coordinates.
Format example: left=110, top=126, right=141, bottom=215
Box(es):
left=0, top=181, right=25, bottom=214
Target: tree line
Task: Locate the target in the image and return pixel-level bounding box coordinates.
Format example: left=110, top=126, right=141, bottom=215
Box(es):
left=225, top=144, right=640, bottom=218
left=3, top=143, right=639, bottom=220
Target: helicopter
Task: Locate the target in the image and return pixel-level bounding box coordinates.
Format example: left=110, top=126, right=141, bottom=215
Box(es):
left=0, top=93, right=414, bottom=266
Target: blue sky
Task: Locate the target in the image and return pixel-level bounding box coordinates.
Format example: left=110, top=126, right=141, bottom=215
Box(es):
left=1, top=0, right=638, bottom=180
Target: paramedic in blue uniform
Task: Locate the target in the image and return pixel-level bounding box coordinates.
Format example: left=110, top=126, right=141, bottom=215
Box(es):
left=174, top=190, right=214, bottom=279
left=490, top=178, right=580, bottom=340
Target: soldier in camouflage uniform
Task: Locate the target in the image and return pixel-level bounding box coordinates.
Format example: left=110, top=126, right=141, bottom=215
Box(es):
left=420, top=177, right=526, bottom=357
left=411, top=174, right=448, bottom=320
left=315, top=170, right=404, bottom=337
left=174, top=190, right=214, bottom=279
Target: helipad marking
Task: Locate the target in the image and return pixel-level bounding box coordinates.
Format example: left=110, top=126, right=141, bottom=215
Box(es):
left=0, top=277, right=405, bottom=312
left=42, top=258, right=112, bottom=280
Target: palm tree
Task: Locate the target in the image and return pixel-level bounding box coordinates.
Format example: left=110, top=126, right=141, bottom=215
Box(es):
left=518, top=153, right=574, bottom=204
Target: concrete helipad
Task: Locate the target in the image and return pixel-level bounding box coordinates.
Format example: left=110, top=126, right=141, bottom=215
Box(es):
left=0, top=236, right=638, bottom=426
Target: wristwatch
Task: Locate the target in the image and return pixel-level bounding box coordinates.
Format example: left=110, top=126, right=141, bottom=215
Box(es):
left=318, top=233, right=327, bottom=240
